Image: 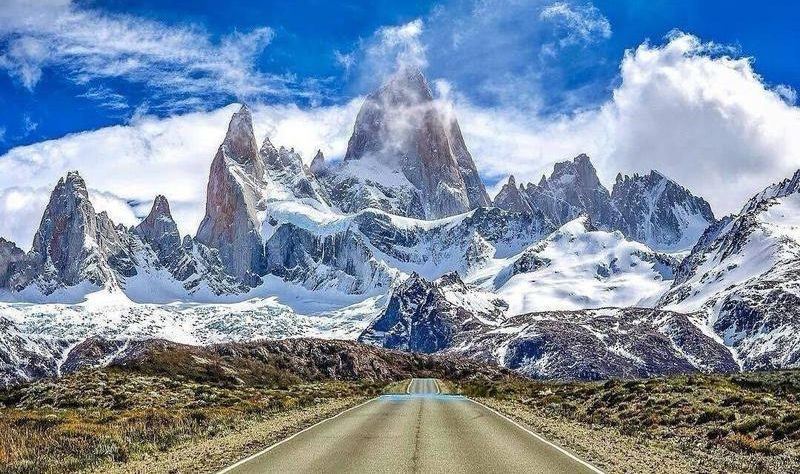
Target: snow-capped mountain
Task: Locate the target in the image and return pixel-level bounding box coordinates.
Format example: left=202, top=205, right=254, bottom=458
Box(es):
left=359, top=273, right=737, bottom=380
left=658, top=169, right=800, bottom=370
left=1, top=66, right=798, bottom=386
left=493, top=155, right=716, bottom=252
left=488, top=216, right=678, bottom=315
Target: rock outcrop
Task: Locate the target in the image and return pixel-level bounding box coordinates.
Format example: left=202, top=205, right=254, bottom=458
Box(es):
left=493, top=175, right=532, bottom=214
left=0, top=238, right=24, bottom=288
left=260, top=138, right=329, bottom=205
left=309, top=150, right=327, bottom=176
left=611, top=171, right=715, bottom=251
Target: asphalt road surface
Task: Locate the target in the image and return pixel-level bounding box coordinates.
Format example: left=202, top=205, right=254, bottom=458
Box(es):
left=219, top=378, right=602, bottom=474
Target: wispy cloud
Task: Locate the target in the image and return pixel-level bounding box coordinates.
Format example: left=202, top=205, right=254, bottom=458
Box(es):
left=22, top=115, right=37, bottom=135
left=334, top=50, right=355, bottom=77
left=77, top=86, right=130, bottom=111
left=341, top=0, right=614, bottom=113
left=774, top=84, right=798, bottom=105
left=540, top=1, right=611, bottom=49
left=0, top=0, right=304, bottom=111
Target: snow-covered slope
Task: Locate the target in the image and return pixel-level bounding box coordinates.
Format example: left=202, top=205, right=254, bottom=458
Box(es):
left=658, top=170, right=800, bottom=370
left=487, top=216, right=677, bottom=314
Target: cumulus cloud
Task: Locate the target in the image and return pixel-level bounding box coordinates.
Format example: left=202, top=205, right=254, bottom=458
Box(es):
left=456, top=32, right=800, bottom=216
left=1, top=29, right=798, bottom=252
left=0, top=0, right=292, bottom=110
left=0, top=101, right=362, bottom=247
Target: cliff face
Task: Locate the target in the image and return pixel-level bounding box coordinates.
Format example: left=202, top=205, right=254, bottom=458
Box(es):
left=195, top=105, right=266, bottom=286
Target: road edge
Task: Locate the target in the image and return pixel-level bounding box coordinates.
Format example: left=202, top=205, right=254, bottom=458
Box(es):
left=215, top=397, right=378, bottom=474
left=465, top=398, right=605, bottom=474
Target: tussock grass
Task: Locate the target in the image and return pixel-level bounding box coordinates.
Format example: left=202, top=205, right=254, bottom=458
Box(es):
left=458, top=370, right=800, bottom=462
left=0, top=370, right=382, bottom=474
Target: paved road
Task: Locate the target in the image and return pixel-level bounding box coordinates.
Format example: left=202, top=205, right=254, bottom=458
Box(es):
left=219, top=378, right=602, bottom=474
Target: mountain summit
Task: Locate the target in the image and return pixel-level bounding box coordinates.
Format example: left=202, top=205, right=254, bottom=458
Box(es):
left=328, top=67, right=490, bottom=219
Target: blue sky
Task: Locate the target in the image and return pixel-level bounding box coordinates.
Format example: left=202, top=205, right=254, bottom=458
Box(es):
left=1, top=0, right=800, bottom=247
left=1, top=0, right=799, bottom=154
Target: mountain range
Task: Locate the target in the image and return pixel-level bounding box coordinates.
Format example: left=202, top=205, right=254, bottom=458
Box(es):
left=1, top=66, right=797, bottom=386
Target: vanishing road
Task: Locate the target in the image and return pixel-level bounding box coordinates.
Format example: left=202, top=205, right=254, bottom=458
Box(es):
left=219, top=378, right=602, bottom=474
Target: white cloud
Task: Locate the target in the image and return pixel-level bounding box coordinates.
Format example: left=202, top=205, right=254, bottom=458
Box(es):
left=774, top=84, right=797, bottom=105
left=0, top=187, right=49, bottom=248
left=540, top=2, right=612, bottom=48
left=0, top=100, right=362, bottom=247
left=0, top=0, right=286, bottom=107
left=1, top=30, right=799, bottom=251
left=334, top=50, right=355, bottom=76
left=455, top=32, right=800, bottom=216
left=22, top=115, right=37, bottom=135
left=356, top=19, right=427, bottom=85
left=78, top=86, right=130, bottom=110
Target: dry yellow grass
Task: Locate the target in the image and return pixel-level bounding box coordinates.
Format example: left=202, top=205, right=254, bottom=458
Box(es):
left=0, top=370, right=381, bottom=474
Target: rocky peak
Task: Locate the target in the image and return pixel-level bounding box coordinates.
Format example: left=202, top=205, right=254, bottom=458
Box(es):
left=611, top=170, right=715, bottom=251
left=261, top=139, right=303, bottom=173
left=31, top=171, right=97, bottom=265
left=196, top=108, right=267, bottom=287
left=372, top=66, right=433, bottom=109
left=10, top=171, right=136, bottom=292
left=337, top=67, right=489, bottom=219
left=310, top=150, right=326, bottom=175
left=222, top=105, right=260, bottom=171
left=135, top=195, right=180, bottom=249
left=551, top=154, right=604, bottom=190
left=493, top=175, right=532, bottom=214
left=742, top=168, right=800, bottom=213
left=521, top=154, right=619, bottom=229
left=258, top=139, right=330, bottom=206
left=259, top=136, right=278, bottom=157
